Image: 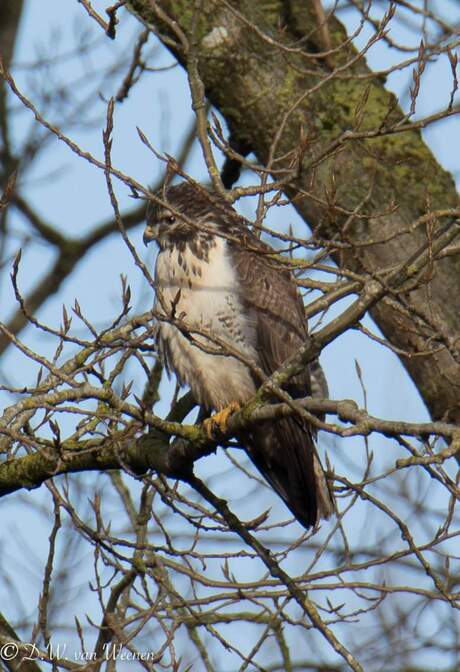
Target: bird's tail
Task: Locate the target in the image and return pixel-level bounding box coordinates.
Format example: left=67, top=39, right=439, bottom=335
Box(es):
left=246, top=417, right=333, bottom=530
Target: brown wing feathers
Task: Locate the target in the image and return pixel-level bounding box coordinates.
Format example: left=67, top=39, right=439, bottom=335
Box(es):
left=230, top=240, right=332, bottom=528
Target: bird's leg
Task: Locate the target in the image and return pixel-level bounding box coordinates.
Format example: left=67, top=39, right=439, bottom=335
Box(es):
left=203, top=401, right=241, bottom=438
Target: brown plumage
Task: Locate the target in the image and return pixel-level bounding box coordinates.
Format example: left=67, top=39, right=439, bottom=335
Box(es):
left=143, top=182, right=333, bottom=529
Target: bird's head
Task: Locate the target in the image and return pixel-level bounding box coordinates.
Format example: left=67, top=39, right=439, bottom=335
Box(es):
left=144, top=183, right=212, bottom=250
left=143, top=182, right=236, bottom=250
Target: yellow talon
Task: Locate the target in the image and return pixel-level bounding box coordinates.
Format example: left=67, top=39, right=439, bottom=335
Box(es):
left=203, top=401, right=241, bottom=438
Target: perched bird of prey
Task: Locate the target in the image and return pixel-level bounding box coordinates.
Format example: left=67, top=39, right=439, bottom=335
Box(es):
left=143, top=182, right=333, bottom=529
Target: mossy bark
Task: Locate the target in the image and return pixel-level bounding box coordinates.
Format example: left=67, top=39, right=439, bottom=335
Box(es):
left=129, top=0, right=460, bottom=423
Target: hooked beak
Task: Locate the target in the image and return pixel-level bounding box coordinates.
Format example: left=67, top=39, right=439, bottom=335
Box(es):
left=143, top=226, right=156, bottom=247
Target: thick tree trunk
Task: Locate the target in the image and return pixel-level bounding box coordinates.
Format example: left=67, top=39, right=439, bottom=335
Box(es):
left=0, top=0, right=24, bottom=68
left=130, top=0, right=460, bottom=423
left=0, top=0, right=24, bottom=133
left=0, top=0, right=24, bottom=176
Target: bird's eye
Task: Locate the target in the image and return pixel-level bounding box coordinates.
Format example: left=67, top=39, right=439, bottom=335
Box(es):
left=165, top=215, right=176, bottom=225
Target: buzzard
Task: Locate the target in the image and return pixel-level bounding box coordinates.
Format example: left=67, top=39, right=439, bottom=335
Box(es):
left=143, top=182, right=333, bottom=529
